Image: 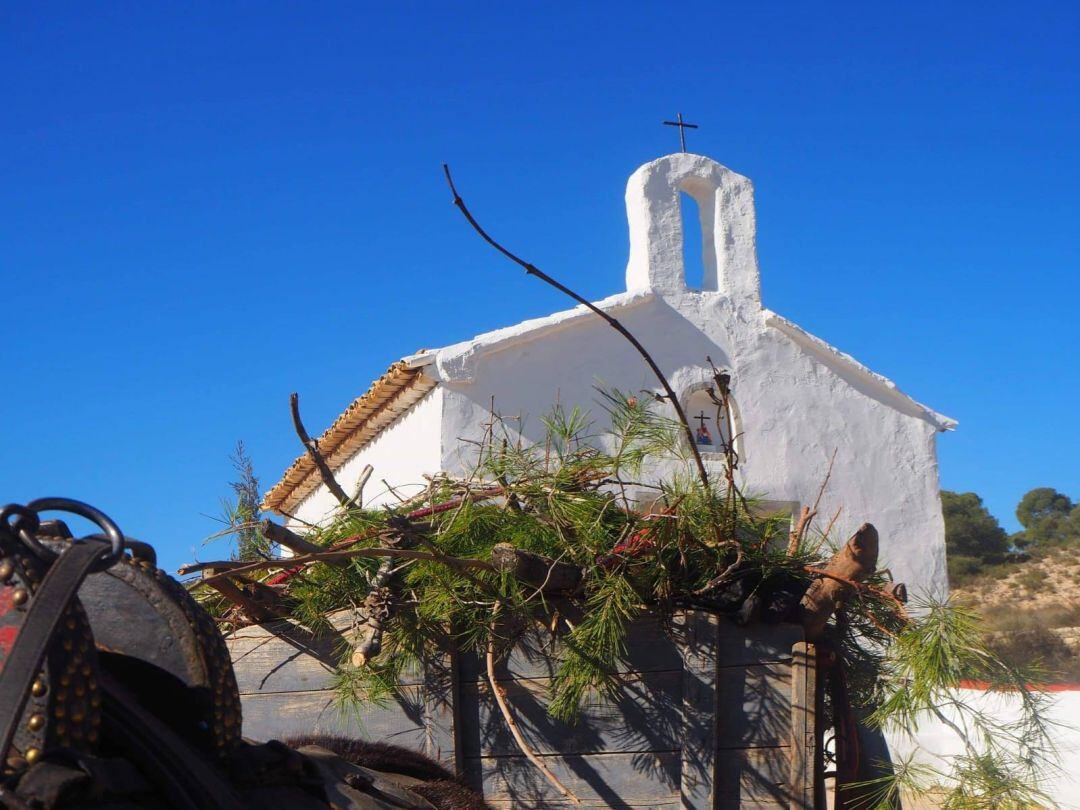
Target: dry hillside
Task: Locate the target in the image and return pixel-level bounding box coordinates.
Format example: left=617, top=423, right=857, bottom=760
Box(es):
left=952, top=547, right=1080, bottom=681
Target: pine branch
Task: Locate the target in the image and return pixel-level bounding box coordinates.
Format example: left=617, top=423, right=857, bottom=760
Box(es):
left=191, top=545, right=497, bottom=588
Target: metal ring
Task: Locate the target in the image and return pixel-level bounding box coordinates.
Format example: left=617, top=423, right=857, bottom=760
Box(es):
left=2, top=503, right=45, bottom=557
left=22, top=498, right=126, bottom=571
left=1, top=504, right=40, bottom=536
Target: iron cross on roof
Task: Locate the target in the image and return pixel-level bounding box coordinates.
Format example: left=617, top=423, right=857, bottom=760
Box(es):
left=663, top=112, right=699, bottom=152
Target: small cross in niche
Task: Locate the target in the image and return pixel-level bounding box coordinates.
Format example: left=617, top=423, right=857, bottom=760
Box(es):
left=693, top=410, right=714, bottom=446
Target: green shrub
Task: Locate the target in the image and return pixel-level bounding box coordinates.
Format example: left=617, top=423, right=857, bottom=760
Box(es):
left=985, top=626, right=1080, bottom=682
left=1016, top=568, right=1049, bottom=591
left=947, top=554, right=987, bottom=585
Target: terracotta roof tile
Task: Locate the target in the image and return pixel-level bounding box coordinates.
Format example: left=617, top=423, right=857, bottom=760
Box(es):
left=261, top=361, right=438, bottom=514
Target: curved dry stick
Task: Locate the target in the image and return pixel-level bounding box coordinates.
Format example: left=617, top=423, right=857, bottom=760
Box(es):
left=443, top=164, right=710, bottom=493
left=290, top=392, right=356, bottom=510
left=486, top=601, right=581, bottom=805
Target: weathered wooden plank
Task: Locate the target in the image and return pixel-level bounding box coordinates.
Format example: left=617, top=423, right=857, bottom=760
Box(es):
left=789, top=642, right=816, bottom=810
left=465, top=750, right=681, bottom=808
left=483, top=802, right=679, bottom=809
left=714, top=663, right=792, bottom=749
left=458, top=614, right=684, bottom=682
left=226, top=615, right=423, bottom=693
left=422, top=648, right=458, bottom=769
left=225, top=610, right=352, bottom=640
left=714, top=746, right=791, bottom=807
left=459, top=671, right=683, bottom=758
left=239, top=687, right=426, bottom=752
left=228, top=630, right=340, bottom=694
left=716, top=620, right=804, bottom=667
left=679, top=611, right=718, bottom=810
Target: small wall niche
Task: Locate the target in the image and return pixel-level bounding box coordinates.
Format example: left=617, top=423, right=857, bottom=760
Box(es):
left=684, top=386, right=736, bottom=456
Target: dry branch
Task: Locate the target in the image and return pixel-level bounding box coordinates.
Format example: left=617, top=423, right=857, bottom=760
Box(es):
left=260, top=518, right=347, bottom=567
left=799, top=523, right=879, bottom=640
left=486, top=601, right=581, bottom=805
left=353, top=463, right=374, bottom=507
left=192, top=545, right=497, bottom=589
left=351, top=555, right=398, bottom=666
left=443, top=164, right=711, bottom=493
left=787, top=448, right=837, bottom=555
left=490, top=543, right=584, bottom=596
left=290, top=391, right=356, bottom=510
left=178, top=560, right=246, bottom=576
left=202, top=572, right=285, bottom=623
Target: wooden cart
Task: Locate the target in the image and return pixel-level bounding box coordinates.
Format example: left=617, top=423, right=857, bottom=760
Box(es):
left=226, top=609, right=823, bottom=809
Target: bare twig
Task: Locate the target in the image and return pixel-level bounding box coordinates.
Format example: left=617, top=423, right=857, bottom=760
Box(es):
left=787, top=448, right=838, bottom=555
left=381, top=479, right=408, bottom=504
left=443, top=164, right=710, bottom=492
left=201, top=571, right=284, bottom=623
left=819, top=507, right=843, bottom=550
left=811, top=448, right=838, bottom=516
left=486, top=601, right=581, bottom=805
left=353, top=464, right=374, bottom=507
left=787, top=506, right=814, bottom=556
left=290, top=392, right=356, bottom=510
left=692, top=545, right=745, bottom=596
left=260, top=518, right=346, bottom=567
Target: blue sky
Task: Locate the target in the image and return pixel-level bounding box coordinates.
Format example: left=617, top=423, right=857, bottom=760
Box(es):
left=2, top=3, right=1077, bottom=574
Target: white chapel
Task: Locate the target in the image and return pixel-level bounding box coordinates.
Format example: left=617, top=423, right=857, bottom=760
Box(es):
left=262, top=152, right=956, bottom=597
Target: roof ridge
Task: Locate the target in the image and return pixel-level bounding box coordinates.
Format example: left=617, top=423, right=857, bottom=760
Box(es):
left=762, top=309, right=957, bottom=431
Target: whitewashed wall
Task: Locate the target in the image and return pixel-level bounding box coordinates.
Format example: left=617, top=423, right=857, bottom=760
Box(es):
left=288, top=387, right=444, bottom=529
left=890, top=687, right=1080, bottom=808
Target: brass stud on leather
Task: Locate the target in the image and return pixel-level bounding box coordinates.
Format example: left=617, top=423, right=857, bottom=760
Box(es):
left=31, top=678, right=47, bottom=697
left=27, top=714, right=45, bottom=732
left=24, top=748, right=41, bottom=765
left=0, top=560, right=13, bottom=580
left=12, top=587, right=28, bottom=606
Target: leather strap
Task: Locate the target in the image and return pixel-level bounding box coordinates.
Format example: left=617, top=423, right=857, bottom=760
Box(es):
left=0, top=539, right=106, bottom=760
left=97, top=671, right=244, bottom=810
